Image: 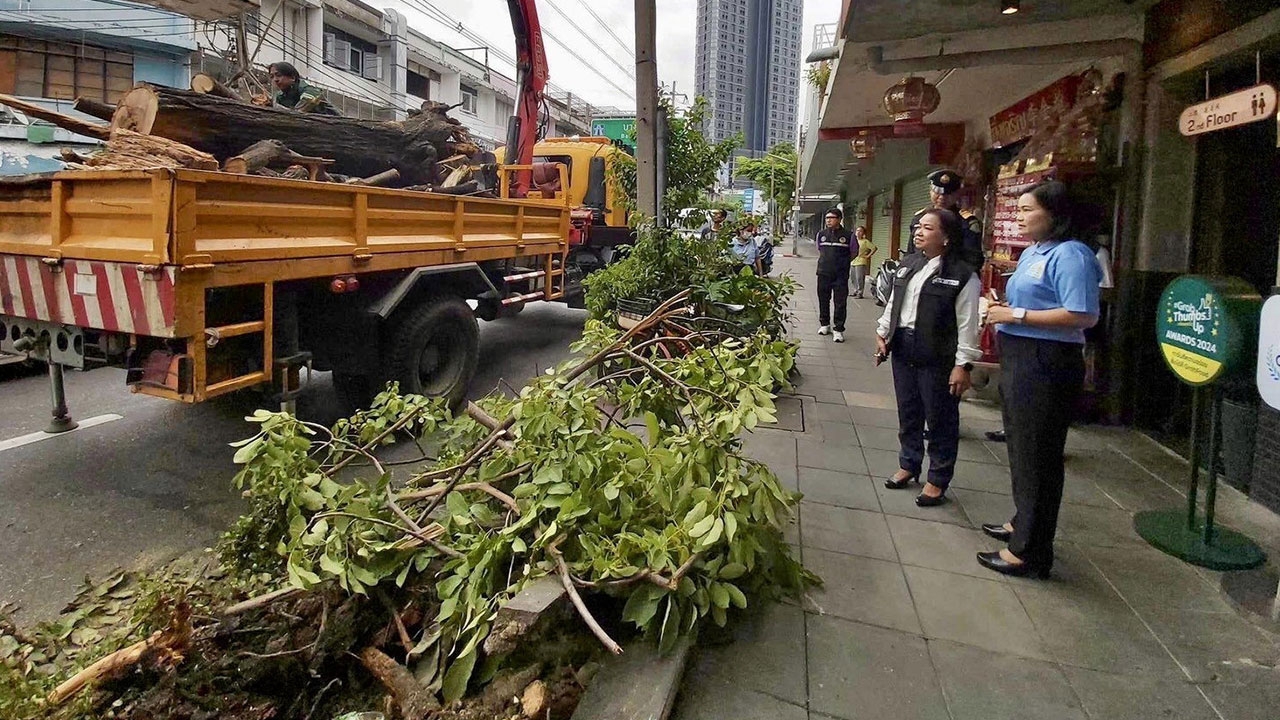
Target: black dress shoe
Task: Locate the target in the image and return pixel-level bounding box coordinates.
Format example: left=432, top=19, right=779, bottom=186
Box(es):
left=976, top=550, right=1050, bottom=579
left=915, top=492, right=948, bottom=507
left=984, top=429, right=1007, bottom=443
left=884, top=473, right=919, bottom=490
left=981, top=523, right=1013, bottom=541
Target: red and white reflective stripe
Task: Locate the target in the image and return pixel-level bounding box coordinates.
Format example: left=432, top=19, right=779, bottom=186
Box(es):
left=0, top=255, right=177, bottom=337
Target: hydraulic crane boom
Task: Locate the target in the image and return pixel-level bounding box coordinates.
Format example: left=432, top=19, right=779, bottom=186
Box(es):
left=505, top=0, right=549, bottom=198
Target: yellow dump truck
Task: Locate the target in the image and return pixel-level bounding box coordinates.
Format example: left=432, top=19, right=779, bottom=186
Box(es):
left=0, top=165, right=582, bottom=425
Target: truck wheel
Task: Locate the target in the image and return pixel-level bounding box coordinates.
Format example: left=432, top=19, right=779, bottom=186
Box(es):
left=333, top=372, right=378, bottom=412
left=385, top=295, right=479, bottom=408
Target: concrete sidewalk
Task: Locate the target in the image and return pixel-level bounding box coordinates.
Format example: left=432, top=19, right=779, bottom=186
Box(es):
left=672, top=254, right=1280, bottom=720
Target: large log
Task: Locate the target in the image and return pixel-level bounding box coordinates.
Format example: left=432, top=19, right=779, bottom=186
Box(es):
left=190, top=73, right=240, bottom=100
left=111, top=84, right=469, bottom=184
left=223, top=139, right=334, bottom=179
left=73, top=97, right=117, bottom=122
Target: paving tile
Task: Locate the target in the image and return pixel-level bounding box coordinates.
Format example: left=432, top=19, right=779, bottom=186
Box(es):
left=873, top=480, right=972, bottom=527
left=810, top=402, right=854, bottom=424
left=861, top=447, right=903, bottom=478
left=950, top=489, right=1016, bottom=531
left=801, top=502, right=897, bottom=562
left=885, top=515, right=1003, bottom=578
left=1060, top=666, right=1219, bottom=720
left=803, top=547, right=922, bottom=634
left=947, top=462, right=1014, bottom=495
left=1176, top=646, right=1280, bottom=719
left=795, top=361, right=839, bottom=377
left=795, top=374, right=847, bottom=391
left=1053, top=503, right=1146, bottom=549
left=929, top=639, right=1088, bottom=720
left=1012, top=548, right=1184, bottom=678
left=806, top=615, right=949, bottom=720
left=742, top=431, right=796, bottom=468
left=672, top=689, right=806, bottom=720
left=842, top=390, right=897, bottom=410
left=835, top=370, right=885, bottom=391
left=1081, top=544, right=1227, bottom=614
left=677, top=601, right=807, bottom=709
left=831, top=353, right=878, bottom=371
left=1058, top=476, right=1126, bottom=509
left=815, top=421, right=860, bottom=445
left=1141, top=605, right=1279, bottom=661
left=1087, top=472, right=1186, bottom=514
left=956, top=439, right=1004, bottom=465
left=797, top=438, right=870, bottom=475
left=799, top=468, right=881, bottom=512
left=803, top=388, right=851, bottom=405
left=852, top=424, right=900, bottom=452
left=848, top=406, right=900, bottom=429
left=903, top=565, right=1050, bottom=660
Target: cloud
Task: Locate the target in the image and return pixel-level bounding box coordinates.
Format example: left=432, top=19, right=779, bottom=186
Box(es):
left=389, top=0, right=843, bottom=114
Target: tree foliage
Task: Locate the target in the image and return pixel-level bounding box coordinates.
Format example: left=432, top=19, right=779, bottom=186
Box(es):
left=734, top=143, right=798, bottom=238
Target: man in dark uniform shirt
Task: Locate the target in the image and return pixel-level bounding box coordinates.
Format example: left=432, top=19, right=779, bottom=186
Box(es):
left=814, top=208, right=857, bottom=343
left=908, top=169, right=984, bottom=267
left=269, top=62, right=339, bottom=116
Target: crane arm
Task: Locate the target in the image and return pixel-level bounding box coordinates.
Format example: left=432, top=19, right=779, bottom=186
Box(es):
left=505, top=0, right=549, bottom=197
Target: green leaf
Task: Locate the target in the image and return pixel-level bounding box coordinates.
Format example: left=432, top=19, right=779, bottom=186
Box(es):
left=725, top=583, right=748, bottom=609
left=709, top=583, right=730, bottom=609
left=441, top=648, right=478, bottom=705
left=689, top=514, right=715, bottom=538
left=658, top=596, right=682, bottom=655
left=644, top=411, right=660, bottom=447
left=622, top=585, right=665, bottom=628
left=724, top=512, right=738, bottom=542
left=719, top=562, right=746, bottom=580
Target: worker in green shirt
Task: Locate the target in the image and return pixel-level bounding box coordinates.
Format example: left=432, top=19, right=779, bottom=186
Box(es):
left=268, top=62, right=339, bottom=116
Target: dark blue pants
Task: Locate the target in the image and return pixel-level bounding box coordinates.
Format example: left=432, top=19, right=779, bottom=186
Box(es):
left=816, top=269, right=849, bottom=331
left=999, top=333, right=1084, bottom=565
left=891, top=328, right=960, bottom=488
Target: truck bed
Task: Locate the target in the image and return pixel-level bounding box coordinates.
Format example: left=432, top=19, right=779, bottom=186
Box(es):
left=0, top=169, right=570, bottom=269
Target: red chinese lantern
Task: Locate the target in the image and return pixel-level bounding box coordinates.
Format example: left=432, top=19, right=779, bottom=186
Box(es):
left=882, top=76, right=941, bottom=124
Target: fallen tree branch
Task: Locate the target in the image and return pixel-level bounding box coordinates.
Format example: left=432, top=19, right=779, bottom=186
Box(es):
left=358, top=646, right=439, bottom=719
left=223, top=587, right=301, bottom=616
left=398, top=481, right=520, bottom=513
left=549, top=539, right=622, bottom=655
left=0, top=92, right=110, bottom=140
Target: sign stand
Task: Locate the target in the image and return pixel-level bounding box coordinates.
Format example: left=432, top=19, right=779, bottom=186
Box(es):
left=1137, top=275, right=1266, bottom=571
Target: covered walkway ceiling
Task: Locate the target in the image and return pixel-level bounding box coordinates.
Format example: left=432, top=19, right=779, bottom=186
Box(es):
left=840, top=0, right=1161, bottom=44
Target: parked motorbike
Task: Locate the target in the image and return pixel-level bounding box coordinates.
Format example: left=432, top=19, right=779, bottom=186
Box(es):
left=872, top=258, right=899, bottom=306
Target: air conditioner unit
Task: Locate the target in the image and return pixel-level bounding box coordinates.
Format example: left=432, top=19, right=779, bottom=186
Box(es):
left=362, top=53, right=381, bottom=81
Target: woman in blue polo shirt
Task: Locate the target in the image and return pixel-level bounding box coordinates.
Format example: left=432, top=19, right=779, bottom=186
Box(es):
left=978, top=181, right=1100, bottom=579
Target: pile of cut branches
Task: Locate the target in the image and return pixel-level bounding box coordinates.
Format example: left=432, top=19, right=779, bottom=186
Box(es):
left=1, top=293, right=813, bottom=719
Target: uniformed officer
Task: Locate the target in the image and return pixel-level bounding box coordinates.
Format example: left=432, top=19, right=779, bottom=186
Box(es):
left=814, top=208, right=856, bottom=343
left=269, top=62, right=339, bottom=115
left=907, top=169, right=984, bottom=267
left=875, top=208, right=981, bottom=507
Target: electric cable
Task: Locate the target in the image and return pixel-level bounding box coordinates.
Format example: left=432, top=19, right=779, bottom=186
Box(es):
left=542, top=0, right=634, bottom=79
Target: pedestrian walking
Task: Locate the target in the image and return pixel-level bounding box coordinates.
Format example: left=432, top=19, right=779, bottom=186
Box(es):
left=874, top=209, right=981, bottom=507
left=815, top=208, right=856, bottom=343
left=978, top=181, right=1100, bottom=579
left=850, top=226, right=876, bottom=298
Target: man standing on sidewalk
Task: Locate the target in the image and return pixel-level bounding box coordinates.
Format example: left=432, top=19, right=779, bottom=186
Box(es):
left=815, top=208, right=856, bottom=343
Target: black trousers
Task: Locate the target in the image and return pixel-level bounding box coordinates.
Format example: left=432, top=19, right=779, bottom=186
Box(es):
left=816, top=269, right=850, bottom=331
left=999, top=333, right=1085, bottom=564
left=891, top=329, right=960, bottom=488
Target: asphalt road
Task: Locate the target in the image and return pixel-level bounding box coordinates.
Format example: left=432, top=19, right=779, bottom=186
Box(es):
left=0, top=303, right=587, bottom=623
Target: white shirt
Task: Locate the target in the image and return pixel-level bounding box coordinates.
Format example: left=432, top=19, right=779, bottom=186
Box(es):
left=875, top=255, right=983, bottom=366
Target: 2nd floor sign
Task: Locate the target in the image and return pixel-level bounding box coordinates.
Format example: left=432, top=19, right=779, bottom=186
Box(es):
left=1259, top=296, right=1280, bottom=411
left=1156, top=276, right=1260, bottom=386
left=1180, top=84, right=1277, bottom=137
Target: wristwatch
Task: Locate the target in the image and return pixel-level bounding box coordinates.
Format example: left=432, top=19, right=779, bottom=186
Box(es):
left=1011, top=307, right=1027, bottom=324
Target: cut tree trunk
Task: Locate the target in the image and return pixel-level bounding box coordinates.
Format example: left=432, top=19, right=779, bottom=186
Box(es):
left=73, top=97, right=116, bottom=122
left=111, top=84, right=475, bottom=184
left=84, top=129, right=219, bottom=171
left=190, top=73, right=241, bottom=100
left=0, top=92, right=109, bottom=140
left=223, top=139, right=334, bottom=179
left=346, top=168, right=400, bottom=187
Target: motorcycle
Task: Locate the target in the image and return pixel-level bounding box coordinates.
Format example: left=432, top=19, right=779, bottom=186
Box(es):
left=872, top=258, right=899, bottom=306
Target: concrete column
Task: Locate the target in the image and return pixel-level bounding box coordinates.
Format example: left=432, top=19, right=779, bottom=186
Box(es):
left=380, top=8, right=407, bottom=119
left=304, top=4, right=324, bottom=75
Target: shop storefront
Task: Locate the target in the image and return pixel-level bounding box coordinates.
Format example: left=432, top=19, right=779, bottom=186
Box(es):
left=1126, top=0, right=1280, bottom=509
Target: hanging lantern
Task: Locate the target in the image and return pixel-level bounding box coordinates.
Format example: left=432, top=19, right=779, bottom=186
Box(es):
left=882, top=76, right=941, bottom=124
left=849, top=129, right=879, bottom=160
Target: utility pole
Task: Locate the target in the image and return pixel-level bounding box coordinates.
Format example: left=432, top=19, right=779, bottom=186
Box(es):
left=634, top=0, right=659, bottom=219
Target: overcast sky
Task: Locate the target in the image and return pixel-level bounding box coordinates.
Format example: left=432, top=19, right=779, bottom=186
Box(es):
left=390, top=0, right=843, bottom=112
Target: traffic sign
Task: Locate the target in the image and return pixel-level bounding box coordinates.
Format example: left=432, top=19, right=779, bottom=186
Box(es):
left=1179, top=84, right=1276, bottom=137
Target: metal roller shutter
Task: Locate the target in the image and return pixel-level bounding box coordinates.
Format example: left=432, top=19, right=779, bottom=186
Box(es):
left=870, top=192, right=892, bottom=251
left=898, top=175, right=932, bottom=253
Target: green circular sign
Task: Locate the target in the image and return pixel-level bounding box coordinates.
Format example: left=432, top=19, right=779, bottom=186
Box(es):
left=1156, top=275, right=1261, bottom=386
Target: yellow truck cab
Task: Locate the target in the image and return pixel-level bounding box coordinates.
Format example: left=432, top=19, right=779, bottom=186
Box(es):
left=495, top=137, right=632, bottom=275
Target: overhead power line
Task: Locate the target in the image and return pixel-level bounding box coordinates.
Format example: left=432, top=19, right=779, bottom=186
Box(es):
left=542, top=0, right=634, bottom=79
left=571, top=0, right=635, bottom=58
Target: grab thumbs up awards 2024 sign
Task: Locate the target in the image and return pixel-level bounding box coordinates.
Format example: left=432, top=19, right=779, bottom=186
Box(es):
left=1156, top=276, right=1259, bottom=386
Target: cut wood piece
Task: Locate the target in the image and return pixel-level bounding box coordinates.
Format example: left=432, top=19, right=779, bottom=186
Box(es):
left=346, top=168, right=400, bottom=187
left=72, top=97, right=116, bottom=122
left=59, top=147, right=91, bottom=164
left=0, top=92, right=110, bottom=140
left=190, top=73, right=240, bottom=100
left=358, top=646, right=439, bottom=719
left=482, top=576, right=567, bottom=655
left=83, top=129, right=219, bottom=171
left=223, top=139, right=335, bottom=180
left=110, top=84, right=473, bottom=184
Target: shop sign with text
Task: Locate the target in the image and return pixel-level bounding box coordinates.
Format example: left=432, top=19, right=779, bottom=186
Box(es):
left=989, top=73, right=1083, bottom=148
left=1156, top=276, right=1260, bottom=386
left=1180, top=84, right=1276, bottom=137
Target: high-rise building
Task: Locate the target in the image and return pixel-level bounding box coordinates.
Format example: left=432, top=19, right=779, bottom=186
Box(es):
left=695, top=0, right=803, bottom=156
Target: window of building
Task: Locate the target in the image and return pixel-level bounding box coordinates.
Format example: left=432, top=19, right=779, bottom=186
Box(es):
left=460, top=84, right=478, bottom=114
left=323, top=26, right=380, bottom=80
left=0, top=37, right=133, bottom=103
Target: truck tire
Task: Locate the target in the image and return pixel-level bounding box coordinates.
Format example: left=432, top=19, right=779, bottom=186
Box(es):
left=384, top=295, right=479, bottom=408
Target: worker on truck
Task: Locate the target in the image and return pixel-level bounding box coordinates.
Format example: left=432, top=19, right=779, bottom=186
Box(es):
left=267, top=62, right=339, bottom=116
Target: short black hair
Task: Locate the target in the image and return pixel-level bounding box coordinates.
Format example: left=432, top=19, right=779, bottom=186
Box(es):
left=711, top=208, right=727, bottom=219
left=269, top=62, right=299, bottom=80
left=1025, top=181, right=1074, bottom=241
left=825, top=207, right=842, bottom=220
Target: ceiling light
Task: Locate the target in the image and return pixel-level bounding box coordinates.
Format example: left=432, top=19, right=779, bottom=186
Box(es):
left=1001, top=0, right=1019, bottom=14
